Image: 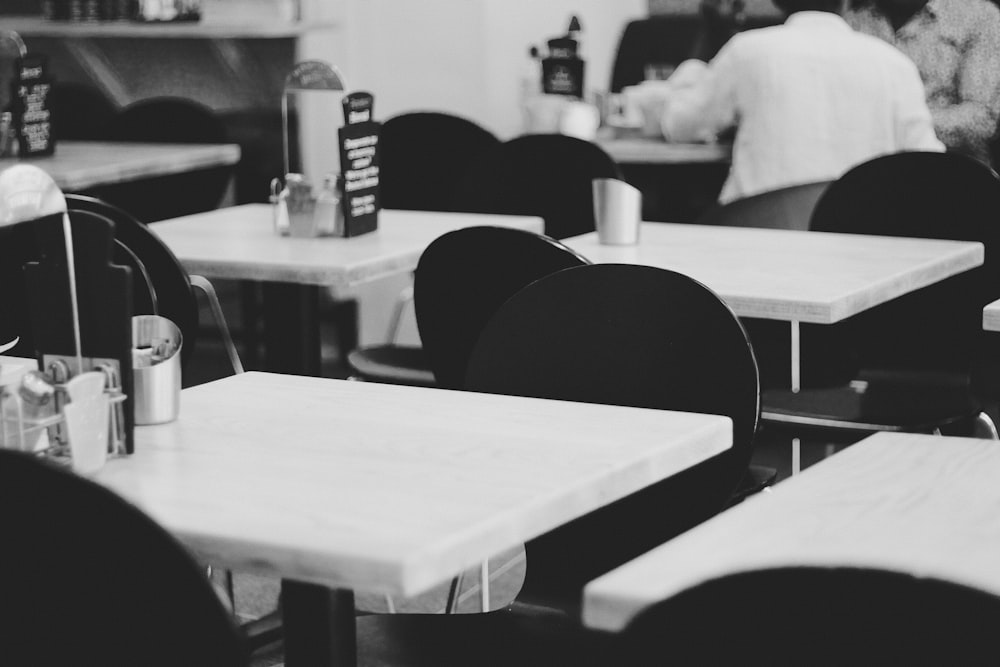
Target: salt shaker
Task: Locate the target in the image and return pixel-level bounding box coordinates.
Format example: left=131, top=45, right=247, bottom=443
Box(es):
left=314, top=173, right=343, bottom=237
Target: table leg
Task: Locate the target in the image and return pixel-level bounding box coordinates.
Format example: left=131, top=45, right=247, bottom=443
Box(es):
left=791, top=320, right=801, bottom=476
left=261, top=282, right=321, bottom=376
left=282, top=580, right=356, bottom=667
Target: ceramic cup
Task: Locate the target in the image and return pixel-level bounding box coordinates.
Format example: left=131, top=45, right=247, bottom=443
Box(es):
left=558, top=101, right=601, bottom=140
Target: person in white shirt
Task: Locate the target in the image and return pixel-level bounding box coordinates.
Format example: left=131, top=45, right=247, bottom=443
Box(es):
left=661, top=0, right=944, bottom=203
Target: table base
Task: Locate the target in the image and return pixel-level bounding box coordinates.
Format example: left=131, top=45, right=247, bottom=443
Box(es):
left=282, top=581, right=357, bottom=667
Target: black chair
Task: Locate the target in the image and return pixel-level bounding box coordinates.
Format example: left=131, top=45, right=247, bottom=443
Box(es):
left=379, top=111, right=501, bottom=212
left=762, top=151, right=1000, bottom=440
left=356, top=265, right=762, bottom=664
left=0, top=450, right=248, bottom=667
left=693, top=181, right=833, bottom=391
left=347, top=226, right=590, bottom=389
left=50, top=82, right=116, bottom=141
left=0, top=209, right=154, bottom=360
left=693, top=180, right=830, bottom=230
left=93, top=96, right=234, bottom=222
left=65, top=195, right=243, bottom=377
left=620, top=566, right=1000, bottom=666
left=452, top=134, right=623, bottom=240
left=464, top=263, right=761, bottom=608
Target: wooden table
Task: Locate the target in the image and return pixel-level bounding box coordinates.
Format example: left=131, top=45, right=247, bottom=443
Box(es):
left=983, top=298, right=1000, bottom=331
left=151, top=203, right=544, bottom=374
left=95, top=371, right=732, bottom=666
left=564, top=223, right=984, bottom=472
left=0, top=140, right=242, bottom=192
left=583, top=432, right=1000, bottom=632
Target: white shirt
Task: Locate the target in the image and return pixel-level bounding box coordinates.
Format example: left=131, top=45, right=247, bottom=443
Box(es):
left=661, top=12, right=944, bottom=203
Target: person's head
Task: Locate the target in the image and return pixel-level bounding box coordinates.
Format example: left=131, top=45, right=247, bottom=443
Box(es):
left=772, top=0, right=848, bottom=15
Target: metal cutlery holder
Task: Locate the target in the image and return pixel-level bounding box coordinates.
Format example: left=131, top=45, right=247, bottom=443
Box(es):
left=0, top=357, right=127, bottom=464
left=132, top=315, right=183, bottom=425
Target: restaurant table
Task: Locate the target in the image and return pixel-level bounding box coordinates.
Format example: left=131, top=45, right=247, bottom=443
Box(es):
left=0, top=140, right=242, bottom=192
left=583, top=432, right=1000, bottom=632
left=150, top=203, right=544, bottom=375
left=563, top=223, right=984, bottom=472
left=594, top=136, right=732, bottom=165
left=91, top=371, right=732, bottom=666
left=984, top=298, right=1000, bottom=331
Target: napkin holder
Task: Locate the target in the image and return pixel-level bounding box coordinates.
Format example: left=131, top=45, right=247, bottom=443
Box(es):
left=22, top=211, right=136, bottom=453
left=0, top=359, right=127, bottom=464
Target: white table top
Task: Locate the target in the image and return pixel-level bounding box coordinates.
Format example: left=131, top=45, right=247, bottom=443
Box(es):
left=150, top=203, right=544, bottom=289
left=564, top=223, right=984, bottom=324
left=0, top=141, right=242, bottom=191
left=583, top=432, right=1000, bottom=632
left=594, top=137, right=732, bottom=165
left=94, top=372, right=731, bottom=597
left=983, top=298, right=1000, bottom=331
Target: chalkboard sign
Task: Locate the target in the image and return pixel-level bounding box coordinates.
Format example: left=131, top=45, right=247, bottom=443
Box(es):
left=337, top=91, right=380, bottom=237
left=11, top=53, right=55, bottom=157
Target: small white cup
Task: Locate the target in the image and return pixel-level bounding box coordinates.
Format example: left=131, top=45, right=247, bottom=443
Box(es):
left=558, top=101, right=601, bottom=140
left=523, top=94, right=568, bottom=134
left=65, top=393, right=111, bottom=475
left=592, top=178, right=643, bottom=246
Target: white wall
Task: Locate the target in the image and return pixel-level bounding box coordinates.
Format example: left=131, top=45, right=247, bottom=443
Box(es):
left=330, top=0, right=646, bottom=138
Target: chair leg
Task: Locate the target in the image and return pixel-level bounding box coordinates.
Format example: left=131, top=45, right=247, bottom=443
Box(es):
left=384, top=283, right=414, bottom=344
left=480, top=560, right=491, bottom=612
left=446, top=572, right=464, bottom=613
left=190, top=275, right=245, bottom=375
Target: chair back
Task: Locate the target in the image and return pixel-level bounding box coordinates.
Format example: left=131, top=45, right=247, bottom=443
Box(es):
left=695, top=180, right=830, bottom=230
left=0, top=450, right=247, bottom=666
left=452, top=134, right=623, bottom=239
left=50, top=82, right=116, bottom=140
left=464, top=264, right=760, bottom=599
left=66, top=195, right=200, bottom=368
left=379, top=111, right=500, bottom=212
left=98, top=97, right=232, bottom=221
left=621, top=566, right=1000, bottom=666
left=414, top=226, right=589, bottom=389
left=0, top=209, right=155, bottom=359
left=808, top=151, right=1000, bottom=385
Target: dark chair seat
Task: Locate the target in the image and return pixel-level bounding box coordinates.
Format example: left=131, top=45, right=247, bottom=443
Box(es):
left=760, top=152, right=1000, bottom=443
left=763, top=371, right=981, bottom=436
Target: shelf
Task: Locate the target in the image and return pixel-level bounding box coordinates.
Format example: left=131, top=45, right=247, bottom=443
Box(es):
left=3, top=15, right=336, bottom=39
